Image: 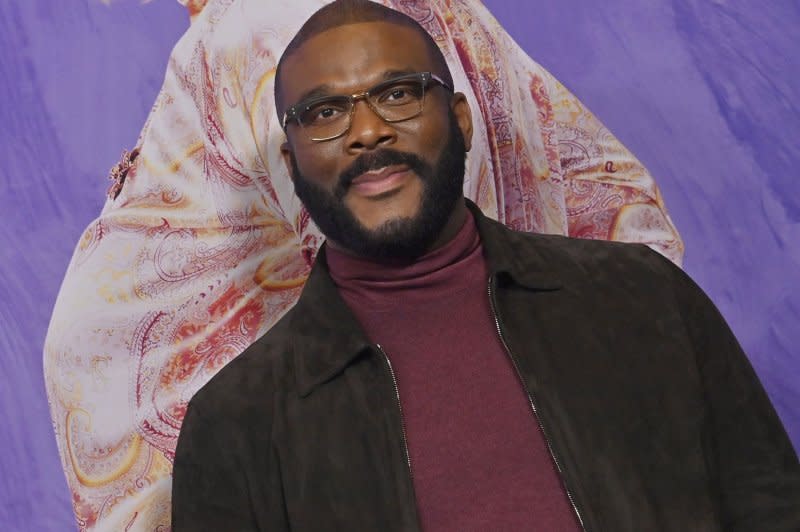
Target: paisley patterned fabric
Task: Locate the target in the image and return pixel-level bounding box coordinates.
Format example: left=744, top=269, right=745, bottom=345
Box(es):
left=44, top=0, right=683, bottom=529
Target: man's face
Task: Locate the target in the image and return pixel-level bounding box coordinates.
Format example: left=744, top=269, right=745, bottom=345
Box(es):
left=279, top=21, right=473, bottom=260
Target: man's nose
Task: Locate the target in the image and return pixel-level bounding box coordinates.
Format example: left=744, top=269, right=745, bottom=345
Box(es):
left=345, top=99, right=396, bottom=152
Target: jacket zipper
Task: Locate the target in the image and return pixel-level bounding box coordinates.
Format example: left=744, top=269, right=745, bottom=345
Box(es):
left=377, top=344, right=414, bottom=479
left=487, top=276, right=587, bottom=531
left=377, top=343, right=421, bottom=530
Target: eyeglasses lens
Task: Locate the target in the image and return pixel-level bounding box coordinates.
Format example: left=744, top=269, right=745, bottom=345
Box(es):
left=299, top=77, right=426, bottom=141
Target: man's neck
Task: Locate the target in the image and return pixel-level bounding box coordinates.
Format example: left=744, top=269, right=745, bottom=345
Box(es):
left=325, top=204, right=482, bottom=310
left=326, top=197, right=469, bottom=264
left=425, top=197, right=468, bottom=254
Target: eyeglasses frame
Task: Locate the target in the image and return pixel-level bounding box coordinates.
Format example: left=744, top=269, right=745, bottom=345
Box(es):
left=281, top=71, right=453, bottom=142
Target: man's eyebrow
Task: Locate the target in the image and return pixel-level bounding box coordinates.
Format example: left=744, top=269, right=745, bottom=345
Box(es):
left=293, top=69, right=420, bottom=105
left=294, top=84, right=334, bottom=107
left=381, top=69, right=417, bottom=80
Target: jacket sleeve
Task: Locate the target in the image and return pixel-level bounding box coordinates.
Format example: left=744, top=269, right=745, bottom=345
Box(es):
left=171, top=399, right=288, bottom=531
left=673, top=267, right=800, bottom=530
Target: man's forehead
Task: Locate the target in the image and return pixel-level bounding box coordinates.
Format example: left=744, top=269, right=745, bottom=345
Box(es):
left=280, top=21, right=436, bottom=95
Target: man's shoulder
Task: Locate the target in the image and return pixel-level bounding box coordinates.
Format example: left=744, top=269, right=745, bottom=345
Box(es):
left=535, top=232, right=672, bottom=272
left=484, top=215, right=681, bottom=285
left=519, top=228, right=655, bottom=256
left=187, top=305, right=299, bottom=418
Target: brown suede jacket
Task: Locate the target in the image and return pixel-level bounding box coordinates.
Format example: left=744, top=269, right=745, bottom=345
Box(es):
left=172, top=202, right=800, bottom=531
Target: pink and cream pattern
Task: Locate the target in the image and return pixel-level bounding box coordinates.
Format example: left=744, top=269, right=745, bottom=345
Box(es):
left=44, top=0, right=683, bottom=529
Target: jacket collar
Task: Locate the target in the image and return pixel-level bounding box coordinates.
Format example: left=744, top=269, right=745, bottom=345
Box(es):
left=290, top=246, right=374, bottom=397
left=292, top=199, right=563, bottom=396
left=466, top=200, right=563, bottom=291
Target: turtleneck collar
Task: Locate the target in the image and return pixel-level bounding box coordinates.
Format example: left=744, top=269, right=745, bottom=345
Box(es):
left=325, top=213, right=485, bottom=310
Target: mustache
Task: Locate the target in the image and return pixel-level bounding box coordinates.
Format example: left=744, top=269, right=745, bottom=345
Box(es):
left=335, top=149, right=431, bottom=199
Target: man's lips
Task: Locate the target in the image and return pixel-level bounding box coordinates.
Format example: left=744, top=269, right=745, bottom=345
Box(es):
left=348, top=165, right=413, bottom=197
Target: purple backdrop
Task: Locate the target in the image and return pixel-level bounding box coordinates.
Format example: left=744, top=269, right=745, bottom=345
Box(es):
left=1, top=1, right=797, bottom=529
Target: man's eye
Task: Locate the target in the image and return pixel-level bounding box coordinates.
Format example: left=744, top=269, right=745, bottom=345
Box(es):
left=317, top=107, right=339, bottom=119
left=379, top=84, right=421, bottom=105
left=387, top=88, right=408, bottom=101
left=302, top=103, right=346, bottom=124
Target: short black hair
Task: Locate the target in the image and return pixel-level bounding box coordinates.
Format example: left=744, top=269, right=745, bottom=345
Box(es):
left=274, top=0, right=454, bottom=119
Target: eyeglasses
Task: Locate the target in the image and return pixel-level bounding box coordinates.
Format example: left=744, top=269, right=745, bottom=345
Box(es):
left=282, top=72, right=452, bottom=142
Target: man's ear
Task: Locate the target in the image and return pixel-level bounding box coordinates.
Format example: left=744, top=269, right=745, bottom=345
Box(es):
left=280, top=140, right=295, bottom=181
left=451, top=92, right=473, bottom=152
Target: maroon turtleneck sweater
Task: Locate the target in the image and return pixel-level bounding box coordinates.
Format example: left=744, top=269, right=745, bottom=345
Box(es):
left=326, top=214, right=580, bottom=531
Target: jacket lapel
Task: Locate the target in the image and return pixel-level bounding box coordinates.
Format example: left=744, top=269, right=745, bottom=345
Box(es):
left=291, top=245, right=373, bottom=397
left=467, top=200, right=563, bottom=291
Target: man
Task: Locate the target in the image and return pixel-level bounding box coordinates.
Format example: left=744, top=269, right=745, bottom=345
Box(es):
left=47, top=1, right=687, bottom=529
left=171, top=1, right=799, bottom=530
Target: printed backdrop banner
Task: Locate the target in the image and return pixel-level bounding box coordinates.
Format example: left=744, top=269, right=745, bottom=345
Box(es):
left=1, top=0, right=798, bottom=530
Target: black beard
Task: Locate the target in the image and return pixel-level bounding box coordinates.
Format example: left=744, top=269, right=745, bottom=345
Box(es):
left=290, top=113, right=467, bottom=262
